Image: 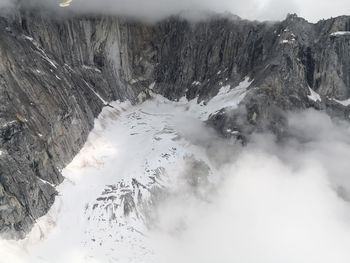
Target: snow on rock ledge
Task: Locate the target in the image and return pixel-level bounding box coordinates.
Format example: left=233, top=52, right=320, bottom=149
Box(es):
left=333, top=98, right=350, bottom=107
left=330, top=31, right=350, bottom=37
left=308, top=87, right=322, bottom=102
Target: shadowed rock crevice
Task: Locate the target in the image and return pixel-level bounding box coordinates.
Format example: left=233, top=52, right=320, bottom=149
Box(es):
left=0, top=6, right=349, bottom=238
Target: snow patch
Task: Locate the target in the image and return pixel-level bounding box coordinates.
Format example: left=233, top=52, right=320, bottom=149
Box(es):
left=83, top=80, right=108, bottom=105
left=38, top=178, right=55, bottom=188
left=183, top=76, right=253, bottom=120
left=64, top=64, right=74, bottom=72
left=130, top=79, right=139, bottom=84
left=333, top=98, right=350, bottom=107
left=82, top=65, right=102, bottom=73
left=226, top=128, right=239, bottom=135
left=24, top=35, right=58, bottom=69
left=59, top=0, right=72, bottom=7
left=149, top=82, right=156, bottom=90
left=1, top=120, right=17, bottom=128
left=281, top=39, right=295, bottom=44
left=330, top=31, right=350, bottom=37
left=23, top=36, right=34, bottom=41
left=308, top=87, right=321, bottom=102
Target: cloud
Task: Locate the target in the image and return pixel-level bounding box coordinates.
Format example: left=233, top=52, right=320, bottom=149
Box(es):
left=1, top=103, right=350, bottom=263
left=294, top=0, right=350, bottom=22
left=0, top=0, right=14, bottom=9
left=8, top=0, right=350, bottom=22
left=20, top=0, right=263, bottom=21
left=149, top=109, right=350, bottom=263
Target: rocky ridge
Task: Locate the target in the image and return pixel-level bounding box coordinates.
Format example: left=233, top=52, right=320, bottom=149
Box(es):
left=0, top=5, right=349, bottom=237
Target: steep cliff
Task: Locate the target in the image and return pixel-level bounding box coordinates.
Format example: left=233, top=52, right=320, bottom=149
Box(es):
left=0, top=5, right=349, bottom=238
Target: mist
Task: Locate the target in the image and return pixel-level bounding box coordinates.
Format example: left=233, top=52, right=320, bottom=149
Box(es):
left=148, top=109, right=350, bottom=263
left=1, top=94, right=350, bottom=262
left=1, top=0, right=349, bottom=22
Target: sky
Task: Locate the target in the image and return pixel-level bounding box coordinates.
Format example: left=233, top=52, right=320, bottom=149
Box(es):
left=1, top=0, right=349, bottom=22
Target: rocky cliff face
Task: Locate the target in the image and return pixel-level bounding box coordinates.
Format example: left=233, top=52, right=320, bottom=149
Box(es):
left=0, top=5, right=349, bottom=238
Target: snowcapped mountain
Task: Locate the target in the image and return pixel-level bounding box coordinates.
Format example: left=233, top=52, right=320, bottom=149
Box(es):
left=1, top=2, right=350, bottom=263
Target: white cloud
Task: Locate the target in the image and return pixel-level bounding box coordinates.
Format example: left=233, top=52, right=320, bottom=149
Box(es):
left=1, top=97, right=350, bottom=263
left=0, top=0, right=14, bottom=9
left=12, top=0, right=350, bottom=22
left=150, top=109, right=350, bottom=263
left=294, top=0, right=350, bottom=22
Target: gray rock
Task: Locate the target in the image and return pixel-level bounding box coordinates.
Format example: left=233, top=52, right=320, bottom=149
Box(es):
left=0, top=5, right=349, bottom=238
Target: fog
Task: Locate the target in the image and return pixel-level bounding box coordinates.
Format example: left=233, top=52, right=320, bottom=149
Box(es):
left=149, top=109, right=350, bottom=263
left=1, top=95, right=350, bottom=262
left=0, top=0, right=349, bottom=22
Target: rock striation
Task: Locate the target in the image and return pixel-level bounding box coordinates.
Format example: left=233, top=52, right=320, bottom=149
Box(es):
left=0, top=4, right=349, bottom=237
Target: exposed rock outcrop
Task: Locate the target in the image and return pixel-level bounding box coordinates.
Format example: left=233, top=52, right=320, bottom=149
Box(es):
left=0, top=5, right=349, bottom=238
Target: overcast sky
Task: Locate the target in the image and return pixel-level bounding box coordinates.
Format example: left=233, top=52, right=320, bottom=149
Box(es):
left=1, top=0, right=348, bottom=22
left=62, top=0, right=349, bottom=22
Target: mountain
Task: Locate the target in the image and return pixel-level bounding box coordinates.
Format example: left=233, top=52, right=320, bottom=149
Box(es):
left=0, top=3, right=349, bottom=240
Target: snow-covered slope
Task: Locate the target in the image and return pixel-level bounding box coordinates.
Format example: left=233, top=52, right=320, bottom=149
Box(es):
left=2, top=10, right=350, bottom=236
left=2, top=79, right=250, bottom=263
left=3, top=74, right=350, bottom=263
